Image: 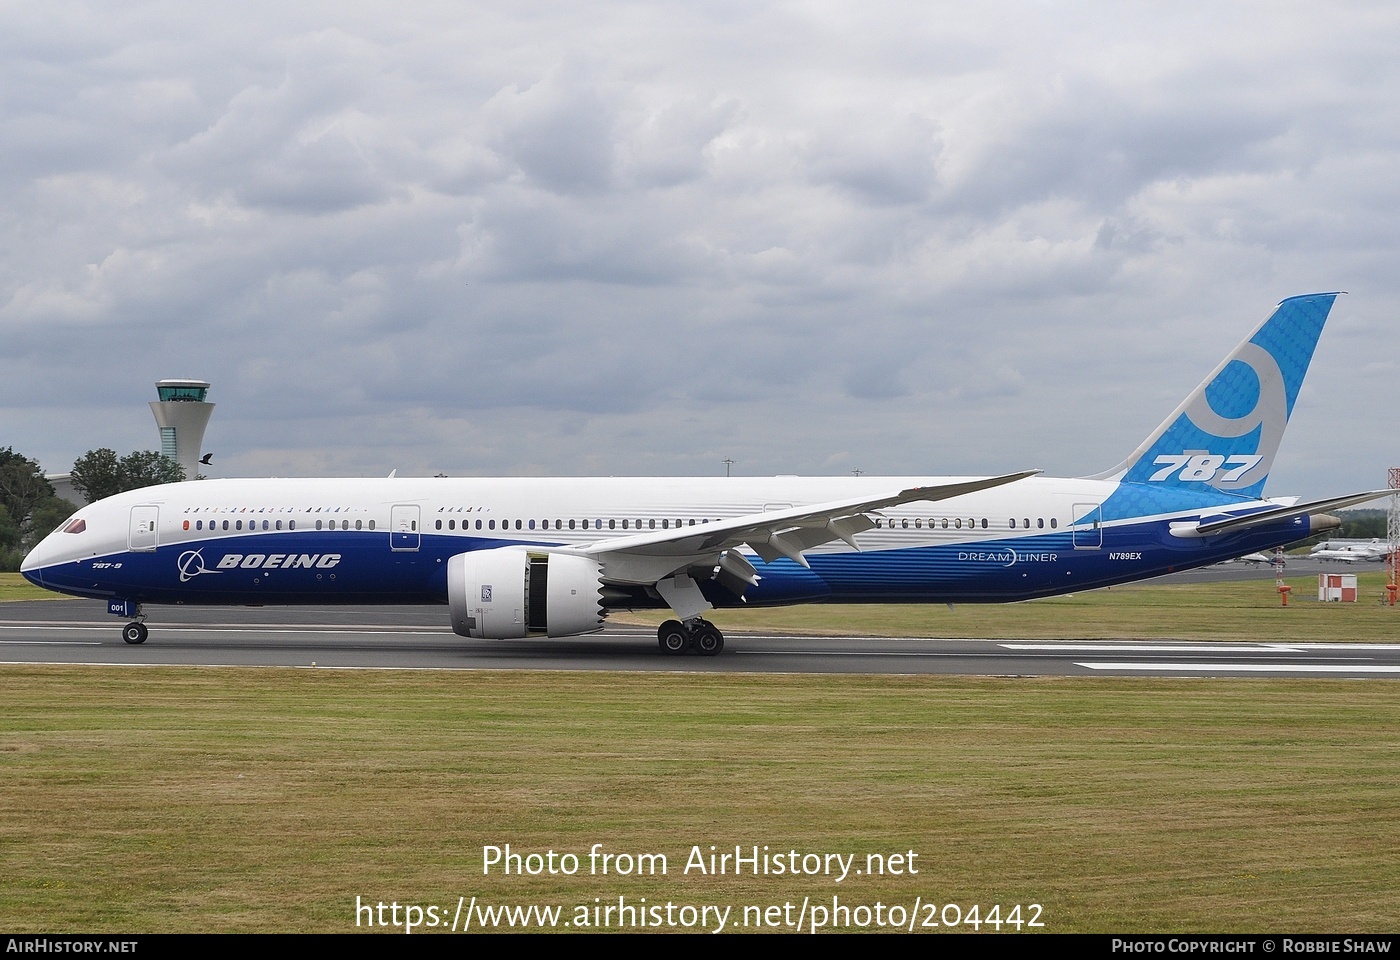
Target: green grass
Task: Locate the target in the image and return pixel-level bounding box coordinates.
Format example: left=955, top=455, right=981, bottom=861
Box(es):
left=3, top=571, right=1398, bottom=932
left=0, top=572, right=55, bottom=602
left=1, top=668, right=1398, bottom=933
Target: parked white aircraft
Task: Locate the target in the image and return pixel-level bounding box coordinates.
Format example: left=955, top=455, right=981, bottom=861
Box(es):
left=1310, top=539, right=1392, bottom=562
left=1218, top=552, right=1276, bottom=565
left=22, top=293, right=1392, bottom=653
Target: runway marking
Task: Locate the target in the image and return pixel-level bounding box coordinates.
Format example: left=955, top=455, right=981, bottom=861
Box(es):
left=1005, top=642, right=1310, bottom=652
left=0, top=641, right=102, bottom=646
left=0, top=660, right=464, bottom=671
left=0, top=625, right=450, bottom=638
left=0, top=622, right=450, bottom=635
left=734, top=649, right=1015, bottom=657
left=1078, top=662, right=1400, bottom=674
left=1281, top=643, right=1400, bottom=651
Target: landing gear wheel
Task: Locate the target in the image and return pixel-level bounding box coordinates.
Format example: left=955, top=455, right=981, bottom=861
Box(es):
left=693, top=623, right=724, bottom=657
left=122, top=622, right=148, bottom=645
left=658, top=620, right=689, bottom=655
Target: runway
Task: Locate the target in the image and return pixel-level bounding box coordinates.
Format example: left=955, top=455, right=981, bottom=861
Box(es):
left=3, top=597, right=1398, bottom=678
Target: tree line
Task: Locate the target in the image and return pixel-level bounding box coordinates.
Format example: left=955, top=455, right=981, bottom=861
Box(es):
left=0, top=447, right=184, bottom=572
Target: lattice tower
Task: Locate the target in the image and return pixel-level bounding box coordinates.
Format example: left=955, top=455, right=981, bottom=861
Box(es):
left=1389, top=468, right=1399, bottom=587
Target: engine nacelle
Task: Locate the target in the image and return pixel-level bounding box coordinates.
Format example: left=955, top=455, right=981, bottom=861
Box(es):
left=448, top=547, right=605, bottom=639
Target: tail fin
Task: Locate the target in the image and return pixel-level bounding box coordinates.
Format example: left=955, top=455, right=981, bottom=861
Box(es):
left=1094, top=293, right=1340, bottom=500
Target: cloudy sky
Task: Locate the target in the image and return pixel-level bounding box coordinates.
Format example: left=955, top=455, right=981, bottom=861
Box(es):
left=2, top=1, right=1396, bottom=499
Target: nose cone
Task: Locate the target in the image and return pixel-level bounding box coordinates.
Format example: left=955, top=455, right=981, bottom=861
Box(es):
left=20, top=540, right=43, bottom=587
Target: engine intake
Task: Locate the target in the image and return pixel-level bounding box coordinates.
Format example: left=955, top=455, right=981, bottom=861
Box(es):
left=448, top=547, right=604, bottom=639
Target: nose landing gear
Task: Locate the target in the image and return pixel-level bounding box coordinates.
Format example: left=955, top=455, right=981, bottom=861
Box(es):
left=110, top=599, right=148, bottom=644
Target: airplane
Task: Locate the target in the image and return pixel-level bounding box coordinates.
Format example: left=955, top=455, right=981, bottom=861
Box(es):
left=1310, top=539, right=1392, bottom=562
left=1216, top=552, right=1277, bottom=565
left=21, top=292, right=1394, bottom=653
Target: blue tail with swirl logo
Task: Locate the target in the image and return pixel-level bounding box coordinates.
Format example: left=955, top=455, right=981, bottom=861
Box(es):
left=1094, top=293, right=1339, bottom=501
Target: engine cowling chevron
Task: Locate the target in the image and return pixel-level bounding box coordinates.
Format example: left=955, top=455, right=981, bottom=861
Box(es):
left=448, top=547, right=605, bottom=639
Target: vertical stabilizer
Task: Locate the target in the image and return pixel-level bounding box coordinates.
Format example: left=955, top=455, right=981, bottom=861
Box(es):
left=1093, top=293, right=1339, bottom=500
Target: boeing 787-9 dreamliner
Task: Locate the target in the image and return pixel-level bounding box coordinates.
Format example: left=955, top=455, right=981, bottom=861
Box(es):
left=22, top=294, right=1391, bottom=654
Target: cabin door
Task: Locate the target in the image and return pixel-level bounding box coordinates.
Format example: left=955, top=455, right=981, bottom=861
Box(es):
left=129, top=505, right=159, bottom=552
left=391, top=504, right=420, bottom=551
left=1072, top=503, right=1102, bottom=550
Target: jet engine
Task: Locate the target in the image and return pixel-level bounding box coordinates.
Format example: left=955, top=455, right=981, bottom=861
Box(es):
left=447, top=547, right=605, bottom=639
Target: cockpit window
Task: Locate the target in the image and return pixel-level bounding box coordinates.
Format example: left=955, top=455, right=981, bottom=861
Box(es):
left=63, top=518, right=86, bottom=534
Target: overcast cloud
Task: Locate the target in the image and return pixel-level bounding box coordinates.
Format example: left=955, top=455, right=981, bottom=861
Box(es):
left=2, top=0, right=1396, bottom=499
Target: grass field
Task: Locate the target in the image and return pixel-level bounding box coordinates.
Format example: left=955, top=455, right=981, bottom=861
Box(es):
left=1, top=669, right=1397, bottom=933
left=2, top=571, right=1397, bottom=933
left=0, top=572, right=55, bottom=602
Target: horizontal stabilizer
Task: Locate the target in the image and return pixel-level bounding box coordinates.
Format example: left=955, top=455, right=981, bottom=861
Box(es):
left=1170, top=490, right=1395, bottom=539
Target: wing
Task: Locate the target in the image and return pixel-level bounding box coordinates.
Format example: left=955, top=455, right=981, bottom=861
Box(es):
left=570, top=471, right=1040, bottom=595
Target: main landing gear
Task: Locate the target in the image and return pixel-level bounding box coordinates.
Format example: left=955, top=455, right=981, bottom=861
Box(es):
left=657, top=618, right=724, bottom=657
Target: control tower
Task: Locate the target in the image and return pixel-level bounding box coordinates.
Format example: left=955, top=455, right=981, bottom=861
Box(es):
left=149, top=379, right=214, bottom=481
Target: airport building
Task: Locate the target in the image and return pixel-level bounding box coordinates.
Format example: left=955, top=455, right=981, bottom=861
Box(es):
left=149, top=379, right=214, bottom=481
left=47, top=379, right=214, bottom=503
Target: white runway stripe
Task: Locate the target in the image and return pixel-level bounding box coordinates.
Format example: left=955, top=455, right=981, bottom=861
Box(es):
left=1078, top=662, right=1400, bottom=674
